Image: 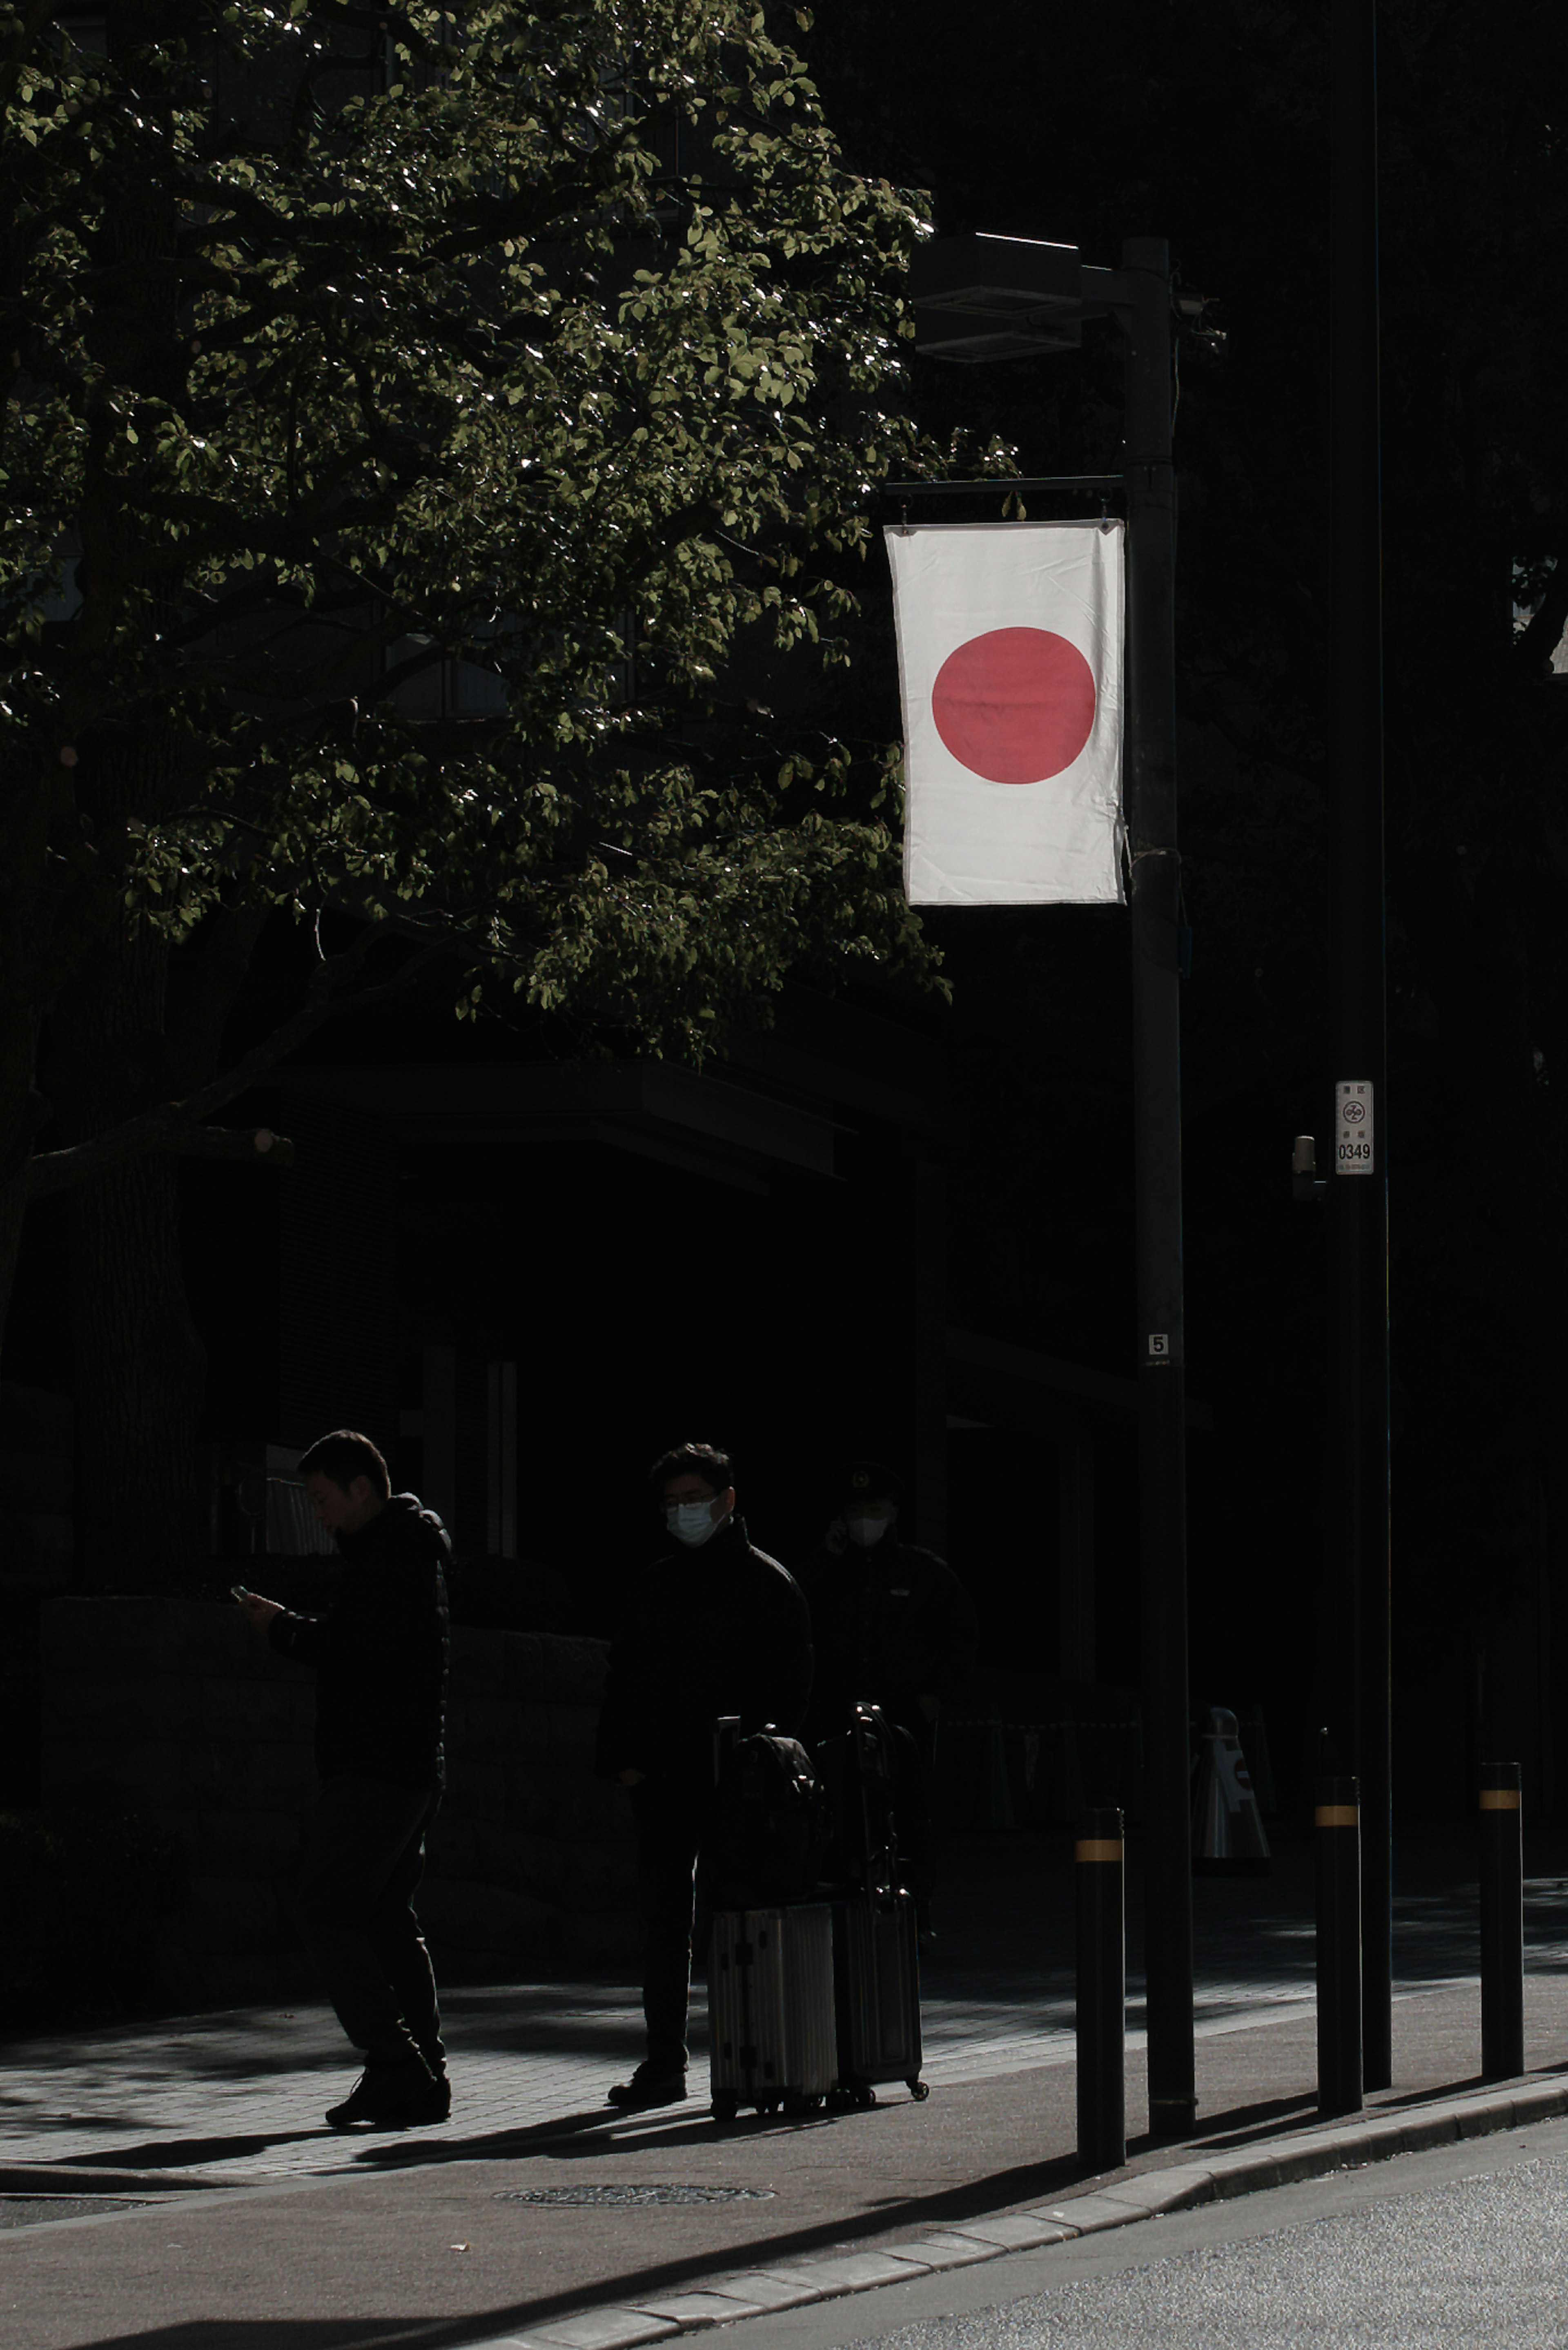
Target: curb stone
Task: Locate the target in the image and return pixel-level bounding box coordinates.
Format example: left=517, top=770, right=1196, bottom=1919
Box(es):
left=0, top=2163, right=234, bottom=2197
left=461, top=2076, right=1568, bottom=2349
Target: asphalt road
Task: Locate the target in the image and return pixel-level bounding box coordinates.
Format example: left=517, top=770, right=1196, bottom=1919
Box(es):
left=704, top=2114, right=1568, bottom=2350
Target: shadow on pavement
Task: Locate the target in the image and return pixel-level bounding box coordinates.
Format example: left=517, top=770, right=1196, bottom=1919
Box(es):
left=350, top=2096, right=864, bottom=2172
left=58, top=2131, right=339, bottom=2172
left=1184, top=2091, right=1320, bottom=2146
left=62, top=2149, right=1116, bottom=2350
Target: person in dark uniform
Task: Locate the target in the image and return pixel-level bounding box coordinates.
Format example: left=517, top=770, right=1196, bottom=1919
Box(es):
left=595, top=1440, right=813, bottom=2111
left=238, top=1429, right=451, bottom=2131
left=803, top=1461, right=978, bottom=1938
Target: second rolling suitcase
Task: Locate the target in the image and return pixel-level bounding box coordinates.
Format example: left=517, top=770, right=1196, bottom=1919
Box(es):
left=833, top=1885, right=925, bottom=2105
left=826, top=1703, right=927, bottom=2105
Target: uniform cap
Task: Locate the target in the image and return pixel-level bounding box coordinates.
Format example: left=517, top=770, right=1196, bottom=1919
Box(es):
left=837, top=1460, right=904, bottom=1509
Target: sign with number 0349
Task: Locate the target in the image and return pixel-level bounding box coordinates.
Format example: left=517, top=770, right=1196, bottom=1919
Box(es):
left=1335, top=1081, right=1374, bottom=1175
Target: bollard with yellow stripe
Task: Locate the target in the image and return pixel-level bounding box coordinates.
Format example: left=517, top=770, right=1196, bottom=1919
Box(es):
left=1315, top=1772, right=1362, bottom=2117
left=1075, top=1805, right=1125, bottom=2173
left=1478, top=1761, right=1523, bottom=2081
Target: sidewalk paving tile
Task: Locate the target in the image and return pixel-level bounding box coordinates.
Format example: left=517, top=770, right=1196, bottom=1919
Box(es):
left=1030, top=2189, right=1149, bottom=2233
left=751, top=2251, right=932, bottom=2292
left=1082, top=2166, right=1218, bottom=2213
left=873, top=2233, right=1011, bottom=2269
left=511, top=2313, right=682, bottom=2349
left=698, top=2273, right=840, bottom=2312
left=471, top=2340, right=592, bottom=2350
left=1451, top=2096, right=1521, bottom=2138
left=935, top=2214, right=1076, bottom=2250
left=630, top=2291, right=773, bottom=2326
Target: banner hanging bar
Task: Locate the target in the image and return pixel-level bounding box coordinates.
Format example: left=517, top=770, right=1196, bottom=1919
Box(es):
left=880, top=475, right=1125, bottom=499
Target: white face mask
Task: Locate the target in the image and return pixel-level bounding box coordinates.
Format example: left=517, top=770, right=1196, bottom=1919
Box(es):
left=846, top=1514, right=890, bottom=1547
left=667, top=1500, right=719, bottom=1547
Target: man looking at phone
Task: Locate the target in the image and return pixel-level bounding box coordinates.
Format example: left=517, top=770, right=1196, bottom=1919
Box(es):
left=237, top=1429, right=450, bottom=2130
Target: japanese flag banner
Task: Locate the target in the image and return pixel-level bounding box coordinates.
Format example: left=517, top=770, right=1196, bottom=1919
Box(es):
left=885, top=519, right=1126, bottom=906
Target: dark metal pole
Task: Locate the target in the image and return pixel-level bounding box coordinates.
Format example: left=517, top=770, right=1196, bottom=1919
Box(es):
left=1330, top=0, right=1392, bottom=2092
left=1316, top=1773, right=1364, bottom=2115
left=1076, top=1806, right=1127, bottom=2170
left=1122, top=235, right=1194, bottom=2138
left=1478, top=1763, right=1524, bottom=2081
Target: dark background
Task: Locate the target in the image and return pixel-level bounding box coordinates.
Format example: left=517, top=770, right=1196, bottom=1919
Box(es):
left=7, top=0, right=1567, bottom=1832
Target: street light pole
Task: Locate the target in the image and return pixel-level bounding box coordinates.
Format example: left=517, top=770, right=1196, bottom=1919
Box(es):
left=1120, top=237, right=1196, bottom=2138
left=1330, top=0, right=1392, bottom=2093
left=909, top=230, right=1196, bottom=2133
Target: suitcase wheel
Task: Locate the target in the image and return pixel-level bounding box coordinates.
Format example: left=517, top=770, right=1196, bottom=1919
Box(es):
left=908, top=2078, right=930, bottom=2102
left=826, top=2082, right=876, bottom=2111
left=711, top=2091, right=739, bottom=2122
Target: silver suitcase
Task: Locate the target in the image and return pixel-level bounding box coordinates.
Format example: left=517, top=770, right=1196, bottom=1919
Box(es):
left=708, top=1902, right=836, bottom=2119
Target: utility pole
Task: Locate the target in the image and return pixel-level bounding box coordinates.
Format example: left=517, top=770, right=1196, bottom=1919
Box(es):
left=1329, top=0, right=1392, bottom=2090
left=1120, top=237, right=1195, bottom=2138
left=907, top=232, right=1195, bottom=2130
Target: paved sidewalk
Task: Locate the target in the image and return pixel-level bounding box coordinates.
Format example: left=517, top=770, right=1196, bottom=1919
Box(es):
left=4, top=1829, right=1568, bottom=2350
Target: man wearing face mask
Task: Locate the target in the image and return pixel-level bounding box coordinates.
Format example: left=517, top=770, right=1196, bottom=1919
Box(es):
left=595, top=1440, right=813, bottom=2111
left=806, top=1462, right=978, bottom=1938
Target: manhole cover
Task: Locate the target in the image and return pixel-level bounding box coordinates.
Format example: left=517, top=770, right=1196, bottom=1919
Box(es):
left=494, top=2184, right=775, bottom=2208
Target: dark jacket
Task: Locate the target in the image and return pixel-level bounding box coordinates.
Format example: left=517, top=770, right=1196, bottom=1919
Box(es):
left=268, top=1492, right=450, bottom=1790
left=595, top=1516, right=813, bottom=1786
left=802, top=1534, right=978, bottom=1737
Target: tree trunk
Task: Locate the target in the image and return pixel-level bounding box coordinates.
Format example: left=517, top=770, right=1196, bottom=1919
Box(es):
left=0, top=1163, right=29, bottom=1359
left=69, top=1148, right=207, bottom=1588
left=0, top=990, right=50, bottom=1379
left=45, top=911, right=213, bottom=1590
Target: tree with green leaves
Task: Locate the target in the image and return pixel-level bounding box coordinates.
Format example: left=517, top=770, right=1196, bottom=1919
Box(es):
left=1, top=0, right=956, bottom=1577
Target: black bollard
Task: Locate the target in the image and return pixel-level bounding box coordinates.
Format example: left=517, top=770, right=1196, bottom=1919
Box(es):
left=1478, top=1762, right=1524, bottom=2081
left=1075, top=1805, right=1126, bottom=2171
left=1316, top=1773, right=1363, bottom=2116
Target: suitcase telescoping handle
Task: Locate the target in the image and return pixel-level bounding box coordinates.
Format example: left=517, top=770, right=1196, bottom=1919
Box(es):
left=713, top=1714, right=742, bottom=1788
left=851, top=1702, right=899, bottom=1905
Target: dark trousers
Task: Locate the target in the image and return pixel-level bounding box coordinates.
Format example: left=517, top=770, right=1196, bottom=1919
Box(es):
left=630, top=1774, right=714, bottom=2074
left=297, top=1774, right=443, bottom=2069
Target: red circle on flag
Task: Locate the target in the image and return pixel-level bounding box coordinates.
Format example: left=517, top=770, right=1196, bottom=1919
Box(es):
left=931, top=627, right=1096, bottom=785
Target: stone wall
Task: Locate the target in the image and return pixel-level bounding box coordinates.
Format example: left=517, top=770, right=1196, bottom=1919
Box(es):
left=39, top=1598, right=638, bottom=2007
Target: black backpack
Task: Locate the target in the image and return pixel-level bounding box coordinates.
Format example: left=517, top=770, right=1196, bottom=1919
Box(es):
left=706, top=1721, right=823, bottom=1909
left=813, top=1701, right=917, bottom=1898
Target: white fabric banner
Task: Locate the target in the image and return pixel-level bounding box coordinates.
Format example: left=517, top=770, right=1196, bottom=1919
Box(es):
left=886, top=519, right=1126, bottom=906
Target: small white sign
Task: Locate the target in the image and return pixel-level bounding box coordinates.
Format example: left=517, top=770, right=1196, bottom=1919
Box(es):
left=1335, top=1081, right=1374, bottom=1175
left=1148, top=1332, right=1170, bottom=1359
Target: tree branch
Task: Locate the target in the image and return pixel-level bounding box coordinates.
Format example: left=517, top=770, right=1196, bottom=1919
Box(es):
left=24, top=927, right=454, bottom=1202
left=27, top=1120, right=295, bottom=1199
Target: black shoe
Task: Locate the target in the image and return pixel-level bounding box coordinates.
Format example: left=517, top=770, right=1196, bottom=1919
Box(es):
left=326, top=2057, right=447, bottom=2131
left=410, top=2047, right=453, bottom=2123
left=606, top=2063, right=688, bottom=2112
